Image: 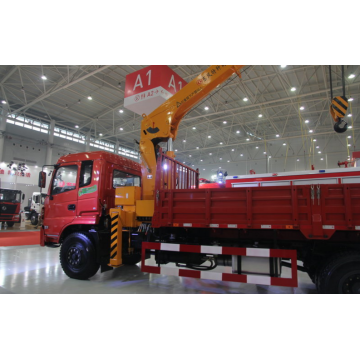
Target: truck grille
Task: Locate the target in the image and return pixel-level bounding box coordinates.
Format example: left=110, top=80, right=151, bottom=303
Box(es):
left=0, top=204, right=18, bottom=218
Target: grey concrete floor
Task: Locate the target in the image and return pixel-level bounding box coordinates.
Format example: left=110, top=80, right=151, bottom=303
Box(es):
left=0, top=245, right=317, bottom=294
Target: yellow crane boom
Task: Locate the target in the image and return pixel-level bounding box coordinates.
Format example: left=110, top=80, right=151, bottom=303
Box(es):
left=139, top=65, right=244, bottom=200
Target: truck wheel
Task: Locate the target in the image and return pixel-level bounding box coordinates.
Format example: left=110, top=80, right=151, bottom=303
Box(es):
left=60, top=232, right=100, bottom=280
left=6, top=221, right=14, bottom=228
left=30, top=213, right=38, bottom=226
left=317, top=252, right=360, bottom=294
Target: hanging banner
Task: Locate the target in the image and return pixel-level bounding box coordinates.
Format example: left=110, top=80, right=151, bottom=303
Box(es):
left=124, top=65, right=187, bottom=116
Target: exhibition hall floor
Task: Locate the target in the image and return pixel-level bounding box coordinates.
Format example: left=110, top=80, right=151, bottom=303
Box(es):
left=0, top=245, right=317, bottom=294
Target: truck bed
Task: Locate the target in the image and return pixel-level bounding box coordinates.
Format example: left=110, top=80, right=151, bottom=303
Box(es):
left=152, top=184, right=360, bottom=240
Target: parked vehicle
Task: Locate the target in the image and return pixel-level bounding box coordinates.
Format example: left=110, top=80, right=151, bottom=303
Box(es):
left=24, top=192, right=46, bottom=225
left=39, top=65, right=359, bottom=293
left=0, top=188, right=24, bottom=227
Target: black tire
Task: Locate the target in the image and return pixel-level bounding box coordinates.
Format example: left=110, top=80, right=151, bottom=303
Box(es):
left=6, top=221, right=14, bottom=228
left=60, top=232, right=100, bottom=280
left=30, top=213, right=38, bottom=226
left=317, top=251, right=360, bottom=294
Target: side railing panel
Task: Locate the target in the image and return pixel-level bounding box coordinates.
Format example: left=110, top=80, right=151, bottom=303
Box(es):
left=155, top=152, right=199, bottom=191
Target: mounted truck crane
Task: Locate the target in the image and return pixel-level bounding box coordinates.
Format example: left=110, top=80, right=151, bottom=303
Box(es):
left=39, top=65, right=360, bottom=293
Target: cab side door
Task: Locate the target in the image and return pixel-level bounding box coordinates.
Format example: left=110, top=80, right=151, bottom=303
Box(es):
left=44, top=163, right=79, bottom=237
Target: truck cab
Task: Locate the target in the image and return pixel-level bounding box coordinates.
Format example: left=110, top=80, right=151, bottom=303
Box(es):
left=0, top=188, right=24, bottom=227
left=40, top=151, right=141, bottom=245
left=24, top=192, right=46, bottom=225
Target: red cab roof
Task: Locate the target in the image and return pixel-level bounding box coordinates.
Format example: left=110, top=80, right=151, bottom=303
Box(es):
left=56, top=151, right=141, bottom=175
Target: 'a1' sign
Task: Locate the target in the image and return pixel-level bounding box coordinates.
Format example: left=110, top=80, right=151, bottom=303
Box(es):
left=124, top=65, right=187, bottom=116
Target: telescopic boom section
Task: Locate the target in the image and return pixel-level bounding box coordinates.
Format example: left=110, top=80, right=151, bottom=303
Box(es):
left=140, top=65, right=244, bottom=200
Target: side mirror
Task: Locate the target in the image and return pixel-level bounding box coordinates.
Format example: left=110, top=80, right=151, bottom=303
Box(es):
left=38, top=171, right=46, bottom=188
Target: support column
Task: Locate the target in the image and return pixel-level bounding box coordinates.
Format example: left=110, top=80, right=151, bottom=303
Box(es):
left=0, top=105, right=8, bottom=163
left=45, top=119, right=55, bottom=165
left=85, top=132, right=91, bottom=152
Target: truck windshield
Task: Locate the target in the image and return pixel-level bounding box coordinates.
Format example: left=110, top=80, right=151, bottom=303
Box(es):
left=0, top=189, right=21, bottom=203
left=52, top=165, right=78, bottom=195
left=113, top=170, right=141, bottom=187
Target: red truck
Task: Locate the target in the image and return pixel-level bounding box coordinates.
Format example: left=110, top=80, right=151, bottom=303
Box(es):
left=39, top=65, right=360, bottom=293
left=0, top=188, right=24, bottom=227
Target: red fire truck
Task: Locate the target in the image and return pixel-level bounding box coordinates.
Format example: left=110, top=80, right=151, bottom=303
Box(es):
left=39, top=65, right=360, bottom=293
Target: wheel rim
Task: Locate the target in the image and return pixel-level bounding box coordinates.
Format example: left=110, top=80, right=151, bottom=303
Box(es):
left=339, top=271, right=360, bottom=294
left=67, top=245, right=85, bottom=272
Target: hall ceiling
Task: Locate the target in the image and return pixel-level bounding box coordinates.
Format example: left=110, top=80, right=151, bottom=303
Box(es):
left=0, top=65, right=359, bottom=166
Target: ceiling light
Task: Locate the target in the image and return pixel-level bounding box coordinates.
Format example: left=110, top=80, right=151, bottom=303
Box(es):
left=220, top=142, right=223, bottom=145
left=349, top=97, right=354, bottom=102
left=236, top=130, right=240, bottom=134
left=209, top=153, right=212, bottom=155
left=223, top=121, right=227, bottom=124
left=183, top=140, right=186, bottom=142
left=348, top=126, right=353, bottom=129
left=119, top=109, right=124, bottom=113
left=243, top=97, right=248, bottom=102
left=280, top=65, right=287, bottom=68
left=276, top=134, right=280, bottom=137
left=75, top=125, right=79, bottom=129
left=227, top=160, right=230, bottom=162
left=309, top=130, right=313, bottom=133
left=320, top=158, right=324, bottom=161
left=88, top=96, right=92, bottom=100
left=283, top=143, right=286, bottom=146
left=204, top=106, right=209, bottom=110
left=41, top=75, right=47, bottom=80
left=263, top=152, right=267, bottom=154
left=232, top=149, right=235, bottom=151
left=348, top=144, right=351, bottom=147
left=297, top=159, right=300, bottom=162
left=313, top=139, right=317, bottom=142
left=246, top=138, right=250, bottom=141
left=192, top=127, right=196, bottom=130
left=220, top=158, right=222, bottom=160
left=189, top=155, right=192, bottom=157
left=208, top=135, right=211, bottom=138
left=291, top=87, right=296, bottom=92
left=318, top=151, right=321, bottom=154
left=196, top=147, right=199, bottom=149
left=348, top=74, right=355, bottom=79
left=256, top=146, right=259, bottom=149
left=348, top=136, right=352, bottom=139
left=200, top=159, right=203, bottom=161
left=300, top=106, right=305, bottom=110
left=99, top=133, right=103, bottom=136
left=240, top=154, right=243, bottom=157
left=120, top=127, right=123, bottom=131
left=1, top=100, right=6, bottom=104
left=305, top=120, right=309, bottom=123
left=316, top=146, right=319, bottom=149
left=258, top=114, right=263, bottom=118
left=347, top=114, right=352, bottom=117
